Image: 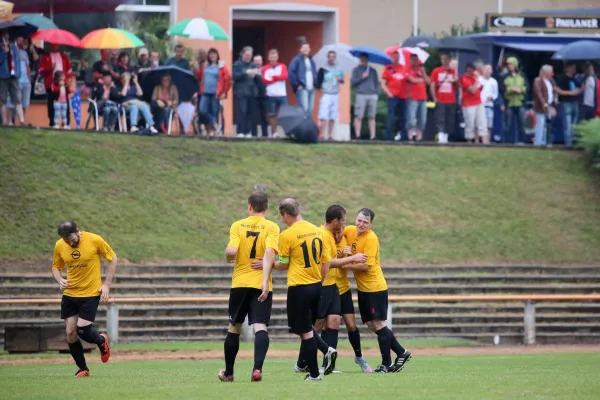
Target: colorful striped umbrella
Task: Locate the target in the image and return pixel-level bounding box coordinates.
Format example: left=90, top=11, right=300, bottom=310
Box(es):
left=80, top=28, right=144, bottom=49
left=167, top=18, right=229, bottom=41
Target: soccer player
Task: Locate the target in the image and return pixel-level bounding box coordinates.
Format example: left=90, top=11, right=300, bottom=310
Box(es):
left=273, top=198, right=332, bottom=381
left=219, top=191, right=280, bottom=382
left=334, top=228, right=373, bottom=373
left=344, top=208, right=412, bottom=373
left=51, top=221, right=116, bottom=377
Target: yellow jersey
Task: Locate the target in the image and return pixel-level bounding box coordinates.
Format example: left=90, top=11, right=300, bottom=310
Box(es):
left=319, top=225, right=339, bottom=287
left=228, top=216, right=280, bottom=291
left=52, top=231, right=116, bottom=298
left=335, top=235, right=351, bottom=295
left=344, top=225, right=387, bottom=292
left=279, top=220, right=332, bottom=287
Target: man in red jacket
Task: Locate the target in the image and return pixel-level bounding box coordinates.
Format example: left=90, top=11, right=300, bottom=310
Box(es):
left=262, top=49, right=288, bottom=138
left=39, top=44, right=73, bottom=128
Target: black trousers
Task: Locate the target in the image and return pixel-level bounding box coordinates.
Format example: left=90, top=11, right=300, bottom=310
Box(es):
left=235, top=95, right=253, bottom=135
left=47, top=92, right=70, bottom=127
left=252, top=96, right=268, bottom=137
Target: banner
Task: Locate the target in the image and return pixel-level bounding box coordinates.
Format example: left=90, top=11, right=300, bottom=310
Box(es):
left=486, top=13, right=600, bottom=33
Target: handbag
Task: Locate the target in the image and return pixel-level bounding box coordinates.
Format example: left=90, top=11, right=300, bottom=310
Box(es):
left=34, top=74, right=46, bottom=96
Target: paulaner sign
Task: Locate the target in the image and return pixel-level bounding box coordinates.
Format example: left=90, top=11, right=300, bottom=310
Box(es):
left=486, top=13, right=600, bottom=33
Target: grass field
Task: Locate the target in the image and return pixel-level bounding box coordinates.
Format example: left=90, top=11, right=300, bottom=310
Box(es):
left=1, top=353, right=599, bottom=399
left=1, top=128, right=600, bottom=263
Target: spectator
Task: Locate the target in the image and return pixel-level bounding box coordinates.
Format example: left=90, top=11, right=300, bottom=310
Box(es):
left=114, top=51, right=132, bottom=85
left=406, top=53, right=429, bottom=141
left=532, top=65, right=557, bottom=146
left=150, top=51, right=161, bottom=68
left=0, top=30, right=26, bottom=126
left=50, top=71, right=70, bottom=129
left=23, top=37, right=41, bottom=99
left=351, top=53, right=379, bottom=140
left=460, top=62, right=486, bottom=144
left=580, top=62, right=596, bottom=121
left=503, top=57, right=527, bottom=144
left=165, top=44, right=190, bottom=70
left=479, top=64, right=498, bottom=144
left=381, top=51, right=407, bottom=141
left=109, top=49, right=119, bottom=69
left=196, top=48, right=231, bottom=137
left=191, top=48, right=208, bottom=135
left=119, top=72, right=158, bottom=134
left=262, top=49, right=288, bottom=138
left=232, top=46, right=259, bottom=138
left=288, top=42, right=318, bottom=113
left=135, top=48, right=153, bottom=74
left=151, top=73, right=179, bottom=133
left=430, top=53, right=458, bottom=143
left=555, top=62, right=584, bottom=148
left=93, top=49, right=117, bottom=83
left=316, top=50, right=344, bottom=141
left=39, top=43, right=73, bottom=128
left=15, top=37, right=31, bottom=121
left=91, top=71, right=120, bottom=131
left=252, top=54, right=268, bottom=137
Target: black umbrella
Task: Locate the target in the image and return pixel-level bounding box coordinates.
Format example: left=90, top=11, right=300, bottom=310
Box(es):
left=402, top=35, right=442, bottom=49
left=552, top=40, right=600, bottom=61
left=0, top=20, right=37, bottom=40
left=439, top=36, right=479, bottom=53
left=139, top=66, right=199, bottom=103
left=277, top=105, right=318, bottom=144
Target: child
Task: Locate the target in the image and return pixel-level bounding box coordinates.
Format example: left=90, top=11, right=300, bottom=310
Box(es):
left=51, top=71, right=71, bottom=129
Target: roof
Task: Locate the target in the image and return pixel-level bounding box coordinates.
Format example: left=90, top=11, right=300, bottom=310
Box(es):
left=520, top=8, right=600, bottom=15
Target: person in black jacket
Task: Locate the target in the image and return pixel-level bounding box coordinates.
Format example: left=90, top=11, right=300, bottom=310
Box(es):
left=91, top=71, right=120, bottom=131
left=252, top=54, right=269, bottom=137
left=232, top=46, right=259, bottom=137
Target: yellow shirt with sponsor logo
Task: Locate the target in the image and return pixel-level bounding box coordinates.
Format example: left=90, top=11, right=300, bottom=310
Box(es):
left=279, top=220, right=332, bottom=287
left=228, top=216, right=280, bottom=291
left=320, top=225, right=339, bottom=287
left=344, top=225, right=387, bottom=292
left=335, top=235, right=351, bottom=295
left=52, top=231, right=116, bottom=298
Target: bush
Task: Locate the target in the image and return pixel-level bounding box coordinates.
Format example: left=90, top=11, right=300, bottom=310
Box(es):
left=575, top=118, right=600, bottom=169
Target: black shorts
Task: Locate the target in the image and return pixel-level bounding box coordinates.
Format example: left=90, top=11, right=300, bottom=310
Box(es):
left=339, top=289, right=355, bottom=315
left=357, top=290, right=388, bottom=324
left=317, top=284, right=341, bottom=319
left=60, top=295, right=101, bottom=321
left=287, top=282, right=322, bottom=335
left=228, top=287, right=272, bottom=326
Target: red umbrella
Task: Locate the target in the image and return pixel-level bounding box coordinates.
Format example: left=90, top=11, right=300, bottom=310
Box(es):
left=13, top=0, right=125, bottom=16
left=385, top=45, right=429, bottom=66
left=31, top=29, right=81, bottom=47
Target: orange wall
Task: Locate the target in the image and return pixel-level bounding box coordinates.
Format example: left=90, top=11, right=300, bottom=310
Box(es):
left=177, top=0, right=351, bottom=135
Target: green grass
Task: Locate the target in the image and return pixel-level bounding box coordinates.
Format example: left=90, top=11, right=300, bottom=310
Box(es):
left=1, top=129, right=600, bottom=263
left=1, top=353, right=599, bottom=399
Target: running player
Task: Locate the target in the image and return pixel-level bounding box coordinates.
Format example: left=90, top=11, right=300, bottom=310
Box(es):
left=273, top=198, right=332, bottom=381
left=52, top=221, right=116, bottom=377
left=219, top=191, right=280, bottom=382
left=344, top=208, right=412, bottom=373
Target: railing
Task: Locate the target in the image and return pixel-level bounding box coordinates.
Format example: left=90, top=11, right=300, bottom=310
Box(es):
left=2, top=294, right=600, bottom=345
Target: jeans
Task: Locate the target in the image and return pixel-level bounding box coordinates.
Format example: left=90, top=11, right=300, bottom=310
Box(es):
left=434, top=102, right=456, bottom=136
left=235, top=95, right=253, bottom=135
left=296, top=88, right=315, bottom=113
left=199, top=93, right=219, bottom=126
left=129, top=102, right=154, bottom=127
left=20, top=81, right=31, bottom=109
left=406, top=99, right=427, bottom=131
left=504, top=106, right=526, bottom=143
left=98, top=101, right=119, bottom=130
left=561, top=102, right=579, bottom=147
left=385, top=97, right=406, bottom=141
left=53, top=101, right=68, bottom=126
left=580, top=104, right=596, bottom=122
left=534, top=113, right=554, bottom=146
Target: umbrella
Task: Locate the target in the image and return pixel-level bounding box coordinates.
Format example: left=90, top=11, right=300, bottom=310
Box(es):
left=140, top=66, right=199, bottom=103
left=31, top=29, right=81, bottom=47
left=313, top=43, right=357, bottom=74
left=402, top=35, right=442, bottom=49
left=71, top=88, right=81, bottom=130
left=0, top=20, right=37, bottom=39
left=167, top=18, right=229, bottom=40
left=439, top=36, right=479, bottom=53
left=13, top=0, right=125, bottom=15
left=349, top=46, right=392, bottom=66
left=277, top=105, right=318, bottom=144
left=552, top=40, right=600, bottom=61
left=80, top=28, right=144, bottom=49
left=385, top=45, right=429, bottom=65
left=14, top=14, right=58, bottom=30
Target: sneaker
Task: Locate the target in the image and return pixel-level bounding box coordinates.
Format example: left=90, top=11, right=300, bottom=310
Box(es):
left=75, top=369, right=90, bottom=378
left=245, top=133, right=253, bottom=138
left=394, top=133, right=401, bottom=141
left=374, top=364, right=394, bottom=373
left=322, top=347, right=338, bottom=376
left=236, top=133, right=245, bottom=138
left=294, top=363, right=309, bottom=373
left=218, top=369, right=234, bottom=382
left=99, top=333, right=110, bottom=363
left=150, top=126, right=158, bottom=134
left=251, top=369, right=262, bottom=382
left=130, top=126, right=139, bottom=133
left=52, top=125, right=59, bottom=129
left=392, top=350, right=412, bottom=373
left=63, top=125, right=71, bottom=130
left=354, top=356, right=373, bottom=373
left=304, top=374, right=323, bottom=381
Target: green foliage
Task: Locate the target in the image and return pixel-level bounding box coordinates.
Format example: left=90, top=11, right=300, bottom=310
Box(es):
left=118, top=13, right=172, bottom=62
left=575, top=118, right=600, bottom=169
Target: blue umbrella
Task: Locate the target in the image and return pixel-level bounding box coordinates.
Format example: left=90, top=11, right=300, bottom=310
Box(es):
left=71, top=88, right=82, bottom=130
left=139, top=66, right=199, bottom=103
left=349, top=46, right=392, bottom=65
left=0, top=20, right=38, bottom=40
left=552, top=40, right=600, bottom=61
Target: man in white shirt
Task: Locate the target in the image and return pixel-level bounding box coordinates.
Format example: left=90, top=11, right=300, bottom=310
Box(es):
left=581, top=62, right=596, bottom=121
left=533, top=65, right=556, bottom=146
left=261, top=49, right=288, bottom=138
left=478, top=64, right=498, bottom=144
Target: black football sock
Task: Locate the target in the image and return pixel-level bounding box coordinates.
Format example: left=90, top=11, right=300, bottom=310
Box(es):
left=77, top=325, right=105, bottom=346
left=303, top=337, right=320, bottom=378
left=375, top=327, right=392, bottom=366
left=348, top=328, right=363, bottom=358
left=321, top=329, right=339, bottom=367
left=224, top=332, right=240, bottom=376
left=68, top=340, right=88, bottom=371
left=253, top=330, right=269, bottom=372
left=387, top=327, right=406, bottom=356
left=296, top=346, right=306, bottom=368
left=313, top=328, right=330, bottom=354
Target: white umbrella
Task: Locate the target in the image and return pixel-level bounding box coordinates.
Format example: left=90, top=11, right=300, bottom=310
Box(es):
left=398, top=46, right=430, bottom=65
left=313, top=43, right=358, bottom=74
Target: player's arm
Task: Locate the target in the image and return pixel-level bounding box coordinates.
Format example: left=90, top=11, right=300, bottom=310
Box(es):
left=342, top=262, right=370, bottom=272
left=320, top=242, right=332, bottom=283
left=273, top=256, right=289, bottom=271
left=225, top=222, right=240, bottom=263
left=51, top=246, right=69, bottom=290
left=97, top=237, right=118, bottom=303
left=258, top=247, right=276, bottom=302
left=274, top=231, right=290, bottom=270
left=345, top=235, right=378, bottom=272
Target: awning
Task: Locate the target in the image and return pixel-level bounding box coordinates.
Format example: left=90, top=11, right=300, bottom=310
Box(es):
left=494, top=42, right=563, bottom=52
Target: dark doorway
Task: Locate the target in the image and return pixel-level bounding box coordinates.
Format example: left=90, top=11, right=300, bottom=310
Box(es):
left=232, top=25, right=266, bottom=62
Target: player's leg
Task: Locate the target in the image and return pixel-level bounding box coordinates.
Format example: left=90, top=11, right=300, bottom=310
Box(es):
left=65, top=315, right=89, bottom=377
left=75, top=296, right=109, bottom=363
left=358, top=290, right=392, bottom=372
left=249, top=289, right=272, bottom=381
left=289, top=284, right=322, bottom=381
left=220, top=288, right=248, bottom=381
left=321, top=285, right=341, bottom=372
